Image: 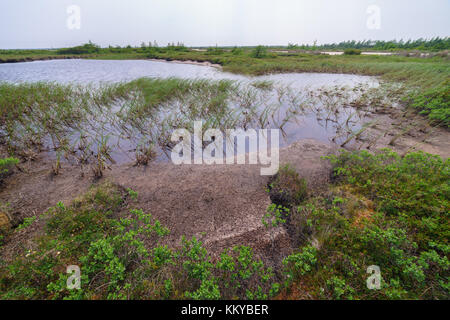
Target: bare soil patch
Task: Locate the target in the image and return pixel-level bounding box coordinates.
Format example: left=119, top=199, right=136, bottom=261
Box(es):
left=0, top=139, right=333, bottom=264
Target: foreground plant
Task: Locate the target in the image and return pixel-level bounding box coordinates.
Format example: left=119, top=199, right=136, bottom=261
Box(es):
left=0, top=182, right=279, bottom=300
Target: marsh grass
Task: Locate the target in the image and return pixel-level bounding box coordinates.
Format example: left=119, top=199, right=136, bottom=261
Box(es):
left=0, top=75, right=394, bottom=173
left=0, top=79, right=316, bottom=172
left=1, top=45, right=448, bottom=124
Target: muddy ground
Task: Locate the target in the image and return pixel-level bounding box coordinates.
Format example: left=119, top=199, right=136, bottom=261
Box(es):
left=354, top=105, right=450, bottom=159
left=0, top=139, right=335, bottom=263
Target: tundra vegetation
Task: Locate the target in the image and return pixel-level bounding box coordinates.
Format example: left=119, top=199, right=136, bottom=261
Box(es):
left=0, top=39, right=448, bottom=299
left=0, top=182, right=280, bottom=299
left=2, top=39, right=447, bottom=125
left=0, top=149, right=447, bottom=299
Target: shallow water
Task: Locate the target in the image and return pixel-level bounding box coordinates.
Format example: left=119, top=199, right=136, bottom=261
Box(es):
left=0, top=58, right=376, bottom=87
left=320, top=51, right=393, bottom=56
left=0, top=59, right=378, bottom=164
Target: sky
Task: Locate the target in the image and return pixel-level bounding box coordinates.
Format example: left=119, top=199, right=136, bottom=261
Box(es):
left=0, top=0, right=449, bottom=49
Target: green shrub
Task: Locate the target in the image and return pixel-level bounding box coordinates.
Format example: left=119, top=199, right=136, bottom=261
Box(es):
left=250, top=45, right=268, bottom=59
left=0, top=157, right=19, bottom=182
left=282, top=149, right=449, bottom=299
left=268, top=164, right=307, bottom=207
left=408, top=84, right=450, bottom=127
left=231, top=47, right=243, bottom=55
left=326, top=276, right=355, bottom=299
left=180, top=238, right=278, bottom=300
left=0, top=182, right=171, bottom=299
left=283, top=245, right=318, bottom=284
left=344, top=49, right=362, bottom=55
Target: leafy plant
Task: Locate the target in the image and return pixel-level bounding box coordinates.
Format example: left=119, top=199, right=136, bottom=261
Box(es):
left=283, top=245, right=318, bottom=285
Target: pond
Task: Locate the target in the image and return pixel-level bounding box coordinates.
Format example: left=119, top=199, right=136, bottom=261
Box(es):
left=0, top=58, right=375, bottom=86
left=0, top=59, right=379, bottom=164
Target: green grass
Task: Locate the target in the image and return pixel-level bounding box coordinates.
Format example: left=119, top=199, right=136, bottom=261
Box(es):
left=1, top=78, right=318, bottom=171
left=1, top=43, right=449, bottom=125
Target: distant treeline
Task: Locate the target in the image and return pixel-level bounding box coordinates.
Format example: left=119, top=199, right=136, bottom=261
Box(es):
left=54, top=41, right=189, bottom=55
left=288, top=37, right=450, bottom=51
left=56, top=41, right=101, bottom=54
left=3, top=38, right=447, bottom=55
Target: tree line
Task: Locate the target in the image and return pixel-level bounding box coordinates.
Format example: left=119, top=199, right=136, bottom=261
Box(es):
left=288, top=37, right=450, bottom=51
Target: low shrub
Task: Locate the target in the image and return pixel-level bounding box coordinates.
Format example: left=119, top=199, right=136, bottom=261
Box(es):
left=250, top=46, right=268, bottom=59
left=0, top=157, right=19, bottom=183
left=282, top=149, right=449, bottom=299
left=0, top=182, right=280, bottom=300
left=344, top=49, right=362, bottom=55
left=267, top=165, right=307, bottom=207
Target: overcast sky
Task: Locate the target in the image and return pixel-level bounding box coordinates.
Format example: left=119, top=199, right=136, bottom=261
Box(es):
left=1, top=0, right=449, bottom=49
